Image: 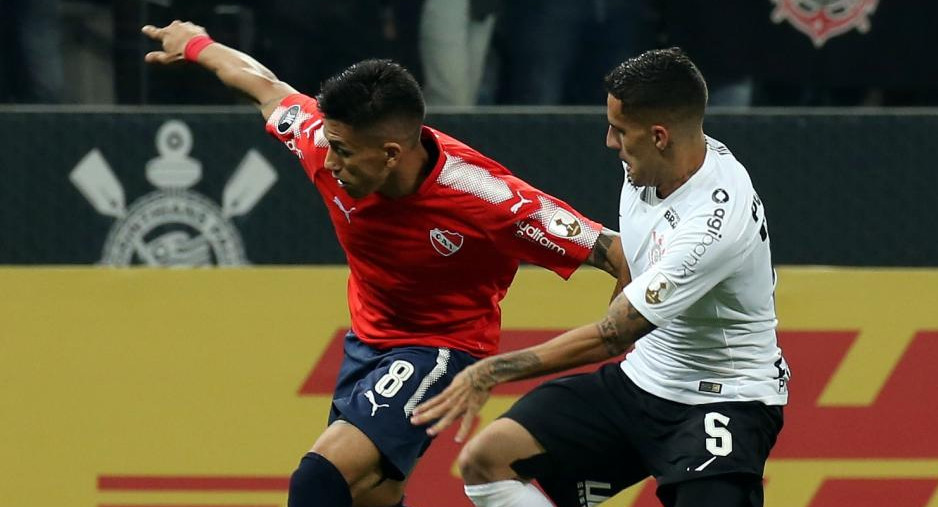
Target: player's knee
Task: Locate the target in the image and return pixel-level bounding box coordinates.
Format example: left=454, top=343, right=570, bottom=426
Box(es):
left=460, top=419, right=545, bottom=485
left=458, top=430, right=505, bottom=484
left=288, top=452, right=352, bottom=507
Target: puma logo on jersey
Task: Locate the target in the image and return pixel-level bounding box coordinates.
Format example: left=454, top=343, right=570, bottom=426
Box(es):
left=363, top=390, right=390, bottom=416
left=509, top=191, right=534, bottom=214
left=333, top=196, right=356, bottom=223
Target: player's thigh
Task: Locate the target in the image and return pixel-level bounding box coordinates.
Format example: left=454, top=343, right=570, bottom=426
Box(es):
left=658, top=473, right=764, bottom=507
left=310, top=421, right=384, bottom=496
left=310, top=423, right=407, bottom=507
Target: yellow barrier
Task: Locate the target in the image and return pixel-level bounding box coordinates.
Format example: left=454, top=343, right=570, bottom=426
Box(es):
left=2, top=267, right=937, bottom=506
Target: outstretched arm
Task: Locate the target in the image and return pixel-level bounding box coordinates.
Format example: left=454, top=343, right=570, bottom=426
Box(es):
left=141, top=20, right=297, bottom=118
left=410, top=289, right=655, bottom=442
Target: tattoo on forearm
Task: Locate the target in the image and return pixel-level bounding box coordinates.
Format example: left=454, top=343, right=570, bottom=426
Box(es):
left=598, top=316, right=626, bottom=356
left=472, top=352, right=542, bottom=390
left=599, top=297, right=655, bottom=357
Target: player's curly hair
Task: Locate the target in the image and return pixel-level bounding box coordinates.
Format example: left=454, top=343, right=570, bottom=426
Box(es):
left=317, top=59, right=425, bottom=140
left=604, top=47, right=708, bottom=124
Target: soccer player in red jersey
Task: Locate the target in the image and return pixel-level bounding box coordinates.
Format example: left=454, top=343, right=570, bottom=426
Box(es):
left=142, top=20, right=628, bottom=507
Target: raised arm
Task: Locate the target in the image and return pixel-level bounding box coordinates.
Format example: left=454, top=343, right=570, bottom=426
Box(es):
left=141, top=20, right=297, bottom=118
left=410, top=289, right=655, bottom=441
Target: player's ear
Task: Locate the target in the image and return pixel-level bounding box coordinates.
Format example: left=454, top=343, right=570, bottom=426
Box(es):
left=383, top=142, right=402, bottom=167
left=651, top=125, right=669, bottom=151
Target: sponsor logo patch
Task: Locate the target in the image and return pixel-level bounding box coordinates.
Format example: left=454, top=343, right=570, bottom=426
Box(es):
left=665, top=207, right=681, bottom=228
left=698, top=381, right=723, bottom=394
left=577, top=480, right=612, bottom=507
left=645, top=272, right=675, bottom=305
left=547, top=209, right=582, bottom=238
left=276, top=104, right=301, bottom=134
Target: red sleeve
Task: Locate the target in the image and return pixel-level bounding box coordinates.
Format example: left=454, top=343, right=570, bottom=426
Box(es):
left=492, top=176, right=602, bottom=279
left=264, top=93, right=325, bottom=164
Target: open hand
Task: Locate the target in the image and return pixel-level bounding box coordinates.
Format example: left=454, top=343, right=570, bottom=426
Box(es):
left=410, top=363, right=495, bottom=443
left=141, top=20, right=208, bottom=64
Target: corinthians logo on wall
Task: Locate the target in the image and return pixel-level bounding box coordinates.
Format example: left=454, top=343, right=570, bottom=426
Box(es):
left=70, top=120, right=277, bottom=266
left=771, top=0, right=879, bottom=47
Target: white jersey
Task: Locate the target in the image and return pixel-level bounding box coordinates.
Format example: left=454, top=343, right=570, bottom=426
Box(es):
left=619, top=137, right=789, bottom=406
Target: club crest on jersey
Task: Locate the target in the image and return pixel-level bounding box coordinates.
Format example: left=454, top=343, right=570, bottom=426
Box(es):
left=770, top=0, right=879, bottom=47
left=649, top=231, right=666, bottom=265
left=276, top=104, right=301, bottom=134
left=645, top=272, right=675, bottom=305
left=547, top=209, right=582, bottom=238
left=429, top=228, right=464, bottom=256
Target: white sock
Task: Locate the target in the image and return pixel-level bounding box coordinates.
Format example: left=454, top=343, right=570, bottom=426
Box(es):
left=464, top=480, right=554, bottom=507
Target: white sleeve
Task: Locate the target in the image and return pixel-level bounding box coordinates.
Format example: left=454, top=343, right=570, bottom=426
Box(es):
left=623, top=193, right=755, bottom=327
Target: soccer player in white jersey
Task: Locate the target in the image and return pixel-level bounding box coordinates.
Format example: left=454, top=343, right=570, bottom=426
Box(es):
left=411, top=47, right=790, bottom=507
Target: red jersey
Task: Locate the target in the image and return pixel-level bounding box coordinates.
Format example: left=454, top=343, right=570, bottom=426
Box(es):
left=266, top=94, right=601, bottom=357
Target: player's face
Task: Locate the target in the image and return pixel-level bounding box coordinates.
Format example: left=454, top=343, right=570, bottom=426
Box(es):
left=605, top=94, right=665, bottom=188
left=322, top=119, right=393, bottom=199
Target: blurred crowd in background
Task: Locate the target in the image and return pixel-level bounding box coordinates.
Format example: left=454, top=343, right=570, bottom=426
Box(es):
left=2, top=0, right=937, bottom=107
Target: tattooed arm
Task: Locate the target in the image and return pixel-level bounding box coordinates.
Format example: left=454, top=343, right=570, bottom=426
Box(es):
left=585, top=228, right=632, bottom=304
left=410, top=291, right=655, bottom=441
left=586, top=228, right=626, bottom=277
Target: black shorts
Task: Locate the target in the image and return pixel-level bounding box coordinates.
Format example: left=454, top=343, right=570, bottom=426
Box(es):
left=502, top=364, right=783, bottom=503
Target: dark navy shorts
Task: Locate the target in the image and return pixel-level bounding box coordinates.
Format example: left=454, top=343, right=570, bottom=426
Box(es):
left=329, top=332, right=478, bottom=480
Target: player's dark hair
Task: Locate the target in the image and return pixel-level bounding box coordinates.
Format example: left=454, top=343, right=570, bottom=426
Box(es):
left=317, top=59, right=425, bottom=139
left=604, top=47, right=707, bottom=124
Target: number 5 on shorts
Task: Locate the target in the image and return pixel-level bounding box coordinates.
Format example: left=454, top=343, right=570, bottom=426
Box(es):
left=374, top=360, right=415, bottom=397
left=704, top=412, right=733, bottom=456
